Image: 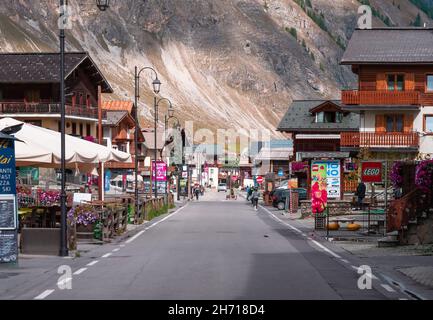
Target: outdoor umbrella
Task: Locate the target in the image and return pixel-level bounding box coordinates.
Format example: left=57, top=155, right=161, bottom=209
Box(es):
left=0, top=118, right=131, bottom=169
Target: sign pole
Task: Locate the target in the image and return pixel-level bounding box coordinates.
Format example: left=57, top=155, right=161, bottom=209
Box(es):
left=384, top=160, right=388, bottom=235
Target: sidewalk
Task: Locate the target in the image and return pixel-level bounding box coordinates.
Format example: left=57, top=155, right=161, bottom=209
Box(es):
left=259, top=201, right=433, bottom=299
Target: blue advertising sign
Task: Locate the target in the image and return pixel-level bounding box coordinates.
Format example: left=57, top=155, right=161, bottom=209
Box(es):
left=104, top=169, right=111, bottom=192
left=278, top=168, right=284, bottom=177
left=0, top=137, right=18, bottom=264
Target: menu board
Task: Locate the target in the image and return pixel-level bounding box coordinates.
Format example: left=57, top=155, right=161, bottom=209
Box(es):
left=0, top=196, right=16, bottom=229
left=0, top=138, right=18, bottom=264
left=0, top=230, right=18, bottom=263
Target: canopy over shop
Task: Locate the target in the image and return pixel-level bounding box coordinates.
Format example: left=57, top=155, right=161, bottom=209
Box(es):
left=0, top=118, right=132, bottom=255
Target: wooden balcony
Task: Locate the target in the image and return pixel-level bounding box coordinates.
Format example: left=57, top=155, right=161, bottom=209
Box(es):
left=342, top=90, right=420, bottom=105
left=341, top=132, right=419, bottom=148
left=0, top=102, right=106, bottom=120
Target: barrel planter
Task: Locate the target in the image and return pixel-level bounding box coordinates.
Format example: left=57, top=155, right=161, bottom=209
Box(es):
left=76, top=223, right=95, bottom=241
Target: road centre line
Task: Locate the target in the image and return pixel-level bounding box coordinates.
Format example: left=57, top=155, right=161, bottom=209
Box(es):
left=34, top=289, right=55, bottom=300
left=73, top=268, right=87, bottom=275
left=86, top=260, right=99, bottom=266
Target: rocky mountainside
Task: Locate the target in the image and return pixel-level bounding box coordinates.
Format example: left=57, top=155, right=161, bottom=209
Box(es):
left=0, top=0, right=431, bottom=135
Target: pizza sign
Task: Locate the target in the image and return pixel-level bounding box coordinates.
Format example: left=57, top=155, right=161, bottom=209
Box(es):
left=361, top=162, right=382, bottom=183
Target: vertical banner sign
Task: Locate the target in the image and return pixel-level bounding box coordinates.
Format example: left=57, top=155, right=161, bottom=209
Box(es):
left=152, top=160, right=167, bottom=193
left=104, top=169, right=111, bottom=192
left=325, top=160, right=341, bottom=199
left=361, top=162, right=382, bottom=183
left=0, top=138, right=18, bottom=264
left=311, top=161, right=328, bottom=214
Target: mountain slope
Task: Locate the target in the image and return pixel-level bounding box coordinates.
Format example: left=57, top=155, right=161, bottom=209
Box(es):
left=0, top=0, right=431, bottom=136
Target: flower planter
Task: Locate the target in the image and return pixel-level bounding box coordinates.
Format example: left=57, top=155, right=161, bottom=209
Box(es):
left=76, top=223, right=95, bottom=241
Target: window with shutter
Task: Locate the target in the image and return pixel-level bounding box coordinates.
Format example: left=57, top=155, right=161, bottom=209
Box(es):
left=375, top=114, right=386, bottom=133
left=405, top=73, right=415, bottom=91
left=403, top=114, right=414, bottom=133
left=376, top=73, right=387, bottom=91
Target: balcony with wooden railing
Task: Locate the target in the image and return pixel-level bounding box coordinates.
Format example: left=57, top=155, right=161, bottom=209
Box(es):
left=0, top=101, right=105, bottom=120
left=342, top=90, right=420, bottom=105
left=341, top=132, right=419, bottom=148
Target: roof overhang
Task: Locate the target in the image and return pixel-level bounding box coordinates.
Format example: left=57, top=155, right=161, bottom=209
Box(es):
left=297, top=151, right=349, bottom=160
left=65, top=54, right=113, bottom=93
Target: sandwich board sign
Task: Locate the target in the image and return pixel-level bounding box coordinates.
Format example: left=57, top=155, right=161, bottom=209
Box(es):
left=0, top=135, right=18, bottom=264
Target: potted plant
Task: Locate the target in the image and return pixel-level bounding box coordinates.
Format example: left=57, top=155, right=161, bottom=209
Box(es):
left=67, top=205, right=99, bottom=233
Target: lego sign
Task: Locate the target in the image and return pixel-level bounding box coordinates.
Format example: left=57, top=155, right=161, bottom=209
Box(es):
left=361, top=162, right=382, bottom=183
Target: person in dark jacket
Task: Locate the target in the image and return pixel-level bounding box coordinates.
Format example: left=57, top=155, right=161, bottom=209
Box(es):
left=355, top=181, right=366, bottom=210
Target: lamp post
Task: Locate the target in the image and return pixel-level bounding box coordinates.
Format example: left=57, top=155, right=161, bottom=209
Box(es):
left=164, top=109, right=180, bottom=198
left=154, top=97, right=173, bottom=200
left=58, top=0, right=110, bottom=257
left=134, top=66, right=161, bottom=220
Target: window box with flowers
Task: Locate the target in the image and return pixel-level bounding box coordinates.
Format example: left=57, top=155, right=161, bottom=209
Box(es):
left=67, top=205, right=100, bottom=235
left=415, top=160, right=433, bottom=194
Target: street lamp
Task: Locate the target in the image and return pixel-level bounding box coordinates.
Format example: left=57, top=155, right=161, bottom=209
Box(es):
left=154, top=97, right=173, bottom=200
left=96, top=0, right=110, bottom=11
left=134, top=66, right=160, bottom=221
left=59, top=0, right=109, bottom=257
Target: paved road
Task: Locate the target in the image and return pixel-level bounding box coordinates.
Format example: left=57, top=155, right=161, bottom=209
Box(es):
left=8, top=191, right=391, bottom=300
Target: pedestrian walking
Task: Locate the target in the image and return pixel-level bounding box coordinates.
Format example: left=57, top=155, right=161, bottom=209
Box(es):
left=195, top=186, right=200, bottom=200
left=355, top=180, right=366, bottom=211
left=252, top=188, right=260, bottom=211
left=247, top=186, right=253, bottom=201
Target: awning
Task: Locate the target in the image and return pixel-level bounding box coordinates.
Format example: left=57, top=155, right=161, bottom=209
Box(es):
left=254, top=148, right=293, bottom=161
left=0, top=118, right=131, bottom=169
left=297, top=151, right=349, bottom=160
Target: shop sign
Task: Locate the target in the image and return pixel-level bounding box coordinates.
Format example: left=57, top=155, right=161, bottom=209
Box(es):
left=0, top=137, right=18, bottom=264
left=152, top=160, right=167, bottom=182
left=311, top=162, right=327, bottom=214
left=361, top=162, right=382, bottom=183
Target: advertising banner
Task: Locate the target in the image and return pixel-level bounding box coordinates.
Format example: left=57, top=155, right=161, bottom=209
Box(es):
left=311, top=161, right=328, bottom=214
left=361, top=161, right=382, bottom=183
left=152, top=160, right=167, bottom=182
left=312, top=160, right=341, bottom=199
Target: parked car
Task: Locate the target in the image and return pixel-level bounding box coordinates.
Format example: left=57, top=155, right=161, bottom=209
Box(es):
left=217, top=183, right=227, bottom=192
left=270, top=188, right=308, bottom=210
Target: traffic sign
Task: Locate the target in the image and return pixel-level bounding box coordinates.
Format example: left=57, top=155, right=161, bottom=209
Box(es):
left=256, top=176, right=263, bottom=184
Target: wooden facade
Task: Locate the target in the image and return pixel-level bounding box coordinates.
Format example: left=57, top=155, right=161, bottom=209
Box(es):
left=343, top=65, right=433, bottom=105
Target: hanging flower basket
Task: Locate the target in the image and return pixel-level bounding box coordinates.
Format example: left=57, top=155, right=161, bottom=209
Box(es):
left=415, top=160, right=433, bottom=194
left=390, top=161, right=404, bottom=189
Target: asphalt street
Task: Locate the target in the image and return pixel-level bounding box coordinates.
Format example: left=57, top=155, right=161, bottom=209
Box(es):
left=5, top=191, right=395, bottom=300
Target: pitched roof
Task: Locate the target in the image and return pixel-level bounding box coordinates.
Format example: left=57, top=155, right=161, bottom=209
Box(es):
left=102, top=100, right=134, bottom=113
left=341, top=28, right=433, bottom=65
left=277, top=100, right=360, bottom=132
left=0, top=52, right=113, bottom=92
left=105, top=111, right=129, bottom=126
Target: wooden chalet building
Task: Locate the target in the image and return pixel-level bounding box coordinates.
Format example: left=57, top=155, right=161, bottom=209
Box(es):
left=340, top=28, right=433, bottom=160
left=277, top=100, right=360, bottom=198
left=102, top=101, right=145, bottom=172
left=0, top=52, right=112, bottom=138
